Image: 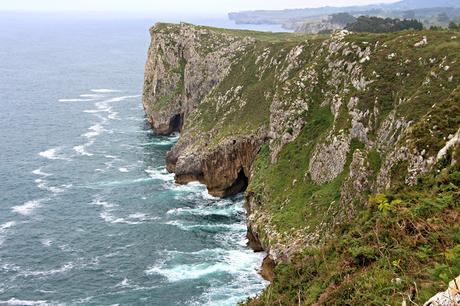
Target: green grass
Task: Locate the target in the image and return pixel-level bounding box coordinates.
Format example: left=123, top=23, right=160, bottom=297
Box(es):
left=244, top=154, right=460, bottom=305
left=247, top=106, right=362, bottom=238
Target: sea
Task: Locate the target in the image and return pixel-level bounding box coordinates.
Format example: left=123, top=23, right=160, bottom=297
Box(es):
left=0, top=12, right=288, bottom=306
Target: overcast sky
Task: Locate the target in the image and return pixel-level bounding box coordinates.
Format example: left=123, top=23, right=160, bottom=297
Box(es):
left=1, top=0, right=400, bottom=16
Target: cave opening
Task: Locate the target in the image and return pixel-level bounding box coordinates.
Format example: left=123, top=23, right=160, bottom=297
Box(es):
left=224, top=168, right=249, bottom=197
left=169, top=113, right=183, bottom=133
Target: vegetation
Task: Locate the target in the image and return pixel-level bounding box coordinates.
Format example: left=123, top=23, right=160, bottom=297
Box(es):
left=244, top=148, right=460, bottom=305
left=330, top=12, right=356, bottom=26
left=449, top=21, right=460, bottom=30
left=346, top=16, right=424, bottom=33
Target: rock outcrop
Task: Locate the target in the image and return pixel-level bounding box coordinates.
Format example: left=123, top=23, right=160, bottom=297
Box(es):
left=424, top=276, right=460, bottom=306
left=142, top=23, right=254, bottom=135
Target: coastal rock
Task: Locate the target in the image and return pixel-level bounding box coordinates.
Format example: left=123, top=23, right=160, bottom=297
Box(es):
left=260, top=255, right=276, bottom=281
left=142, top=22, right=253, bottom=135
left=340, top=149, right=370, bottom=217
left=309, top=132, right=351, bottom=184
left=424, top=276, right=460, bottom=306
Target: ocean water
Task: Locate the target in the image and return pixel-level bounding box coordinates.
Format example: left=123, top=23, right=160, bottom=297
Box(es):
left=0, top=13, right=276, bottom=305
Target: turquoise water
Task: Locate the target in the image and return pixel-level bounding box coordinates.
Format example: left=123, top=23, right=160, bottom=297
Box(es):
left=0, top=13, right=270, bottom=305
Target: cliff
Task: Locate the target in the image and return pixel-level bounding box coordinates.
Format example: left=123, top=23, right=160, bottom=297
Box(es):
left=143, top=23, right=460, bottom=305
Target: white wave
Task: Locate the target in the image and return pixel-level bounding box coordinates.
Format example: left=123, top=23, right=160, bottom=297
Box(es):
left=108, top=111, right=119, bottom=120
left=41, top=239, right=52, bottom=247
left=118, top=167, right=129, bottom=173
left=96, top=177, right=154, bottom=188
left=165, top=220, right=246, bottom=233
left=38, top=148, right=71, bottom=161
left=116, top=277, right=130, bottom=287
left=0, top=298, right=49, bottom=305
left=170, top=181, right=205, bottom=193
left=80, top=94, right=104, bottom=98
left=0, top=221, right=16, bottom=231
left=100, top=212, right=137, bottom=225
left=162, top=248, right=227, bottom=258
left=167, top=205, right=241, bottom=217
left=73, top=144, right=94, bottom=157
left=144, top=167, right=174, bottom=181
left=104, top=95, right=140, bottom=103
left=83, top=109, right=103, bottom=114
left=90, top=196, right=118, bottom=209
left=32, top=168, right=52, bottom=177
left=20, top=262, right=74, bottom=277
left=82, top=123, right=105, bottom=139
left=186, top=250, right=268, bottom=306
left=11, top=200, right=41, bottom=216
left=100, top=211, right=158, bottom=225
left=90, top=89, right=122, bottom=93
left=58, top=98, right=94, bottom=102
left=145, top=262, right=231, bottom=282
left=0, top=222, right=16, bottom=245
left=35, top=179, right=66, bottom=194
left=35, top=179, right=65, bottom=194
left=127, top=213, right=156, bottom=221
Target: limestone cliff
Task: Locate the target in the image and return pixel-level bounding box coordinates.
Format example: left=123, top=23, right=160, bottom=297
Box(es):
left=143, top=23, right=460, bottom=305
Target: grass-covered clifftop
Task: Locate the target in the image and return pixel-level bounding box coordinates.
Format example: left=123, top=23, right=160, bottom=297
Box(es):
left=143, top=23, right=460, bottom=305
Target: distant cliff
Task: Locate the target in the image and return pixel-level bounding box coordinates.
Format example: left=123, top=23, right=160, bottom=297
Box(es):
left=228, top=0, right=460, bottom=33
left=143, top=23, right=460, bottom=305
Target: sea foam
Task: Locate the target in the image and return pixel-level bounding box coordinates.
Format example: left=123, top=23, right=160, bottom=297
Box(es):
left=144, top=167, right=174, bottom=181
left=145, top=262, right=230, bottom=282
left=58, top=98, right=94, bottom=102
left=0, top=298, right=49, bottom=306
left=90, top=89, right=122, bottom=93
left=11, top=200, right=41, bottom=216
left=38, top=148, right=71, bottom=161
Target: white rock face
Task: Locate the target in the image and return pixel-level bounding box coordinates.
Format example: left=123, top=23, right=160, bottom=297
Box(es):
left=414, top=36, right=428, bottom=48
left=424, top=276, right=460, bottom=306
left=437, top=128, right=460, bottom=162
left=309, top=132, right=351, bottom=184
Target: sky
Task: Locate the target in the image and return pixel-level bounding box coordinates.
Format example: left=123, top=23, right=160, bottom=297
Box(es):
left=1, top=0, right=400, bottom=16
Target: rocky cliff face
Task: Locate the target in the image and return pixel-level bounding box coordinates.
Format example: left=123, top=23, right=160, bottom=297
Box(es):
left=143, top=23, right=460, bottom=304
left=142, top=23, right=254, bottom=135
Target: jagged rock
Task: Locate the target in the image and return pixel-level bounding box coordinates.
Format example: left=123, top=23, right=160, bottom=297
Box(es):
left=437, top=128, right=460, bottom=162
left=340, top=149, right=370, bottom=217
left=142, top=23, right=253, bottom=135
left=260, top=255, right=276, bottom=281
left=295, top=21, right=343, bottom=34
left=309, top=132, right=351, bottom=184
left=424, top=276, right=460, bottom=306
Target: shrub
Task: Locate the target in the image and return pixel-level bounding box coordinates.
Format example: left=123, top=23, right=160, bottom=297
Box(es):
left=346, top=16, right=423, bottom=33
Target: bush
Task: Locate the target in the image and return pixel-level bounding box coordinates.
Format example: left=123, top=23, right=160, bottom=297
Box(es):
left=345, top=16, right=423, bottom=33
left=349, top=246, right=377, bottom=266
left=449, top=22, right=460, bottom=30
left=330, top=13, right=356, bottom=26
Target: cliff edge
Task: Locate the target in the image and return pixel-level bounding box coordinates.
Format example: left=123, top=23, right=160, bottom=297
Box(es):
left=143, top=23, right=460, bottom=305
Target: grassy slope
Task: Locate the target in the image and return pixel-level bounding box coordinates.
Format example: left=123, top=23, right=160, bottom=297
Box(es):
left=183, top=30, right=327, bottom=148
left=244, top=146, right=460, bottom=305
left=246, top=29, right=458, bottom=244
left=240, top=30, right=460, bottom=304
